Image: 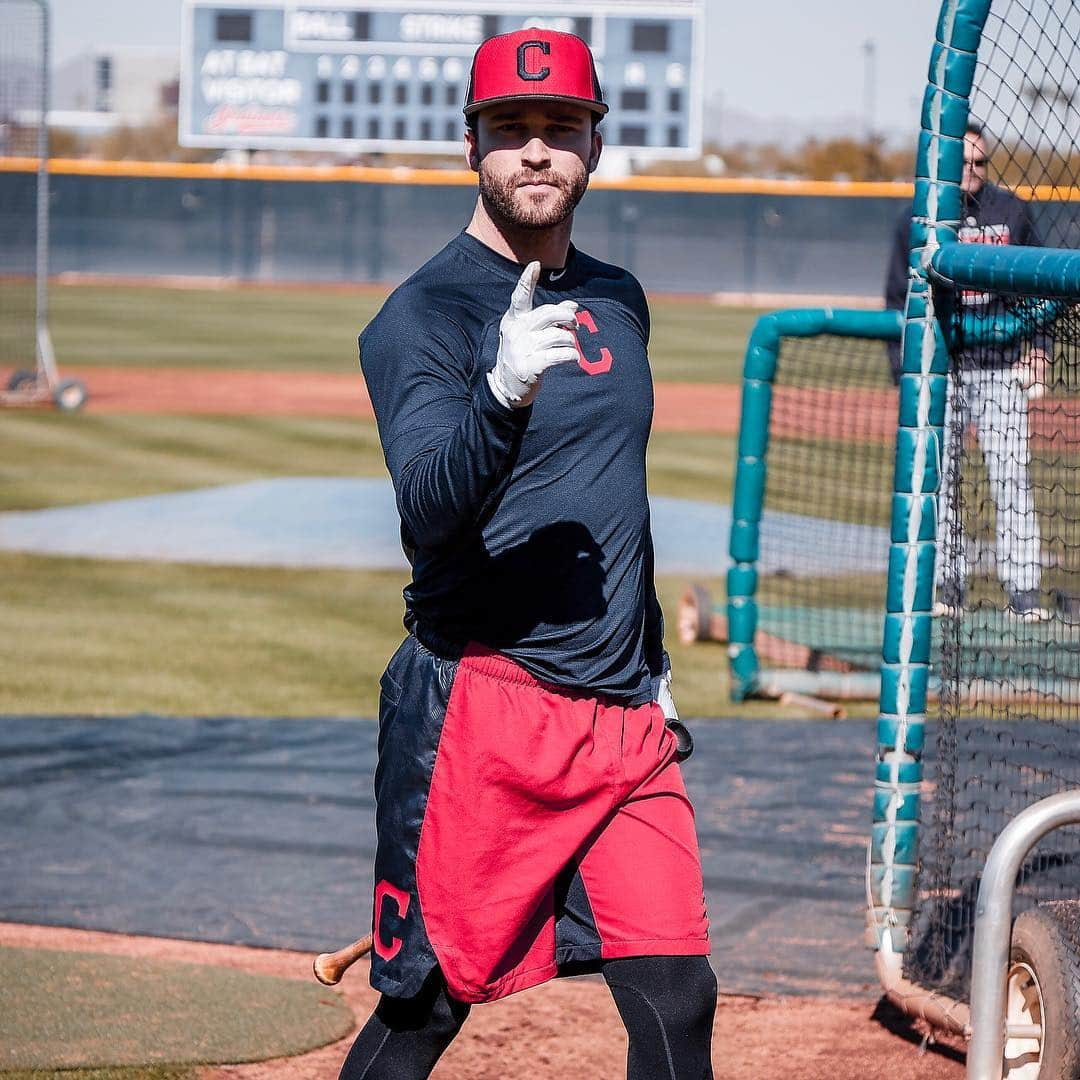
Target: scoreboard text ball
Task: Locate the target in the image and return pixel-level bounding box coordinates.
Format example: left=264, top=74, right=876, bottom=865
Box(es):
left=179, top=0, right=703, bottom=155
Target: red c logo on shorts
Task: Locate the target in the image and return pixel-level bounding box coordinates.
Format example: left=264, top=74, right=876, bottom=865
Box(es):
left=373, top=880, right=411, bottom=960
left=574, top=309, right=613, bottom=375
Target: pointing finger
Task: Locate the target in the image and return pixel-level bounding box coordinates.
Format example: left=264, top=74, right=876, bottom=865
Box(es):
left=508, top=261, right=541, bottom=316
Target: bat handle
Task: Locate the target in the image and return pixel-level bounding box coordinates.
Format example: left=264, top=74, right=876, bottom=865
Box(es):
left=313, top=933, right=374, bottom=985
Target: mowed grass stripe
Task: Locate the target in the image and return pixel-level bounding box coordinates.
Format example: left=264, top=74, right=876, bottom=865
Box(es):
left=44, top=283, right=763, bottom=384
left=0, top=554, right=411, bottom=717
left=0, top=413, right=734, bottom=511
left=0, top=413, right=388, bottom=511
left=0, top=553, right=805, bottom=718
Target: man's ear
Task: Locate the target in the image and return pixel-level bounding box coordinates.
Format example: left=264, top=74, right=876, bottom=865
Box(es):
left=588, top=129, right=603, bottom=174
left=464, top=128, right=480, bottom=173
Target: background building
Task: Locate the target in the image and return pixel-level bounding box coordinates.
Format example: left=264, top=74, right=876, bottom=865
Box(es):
left=50, top=45, right=179, bottom=135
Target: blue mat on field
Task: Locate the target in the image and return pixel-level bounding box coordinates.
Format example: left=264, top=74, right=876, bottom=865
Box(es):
left=0, top=478, right=889, bottom=575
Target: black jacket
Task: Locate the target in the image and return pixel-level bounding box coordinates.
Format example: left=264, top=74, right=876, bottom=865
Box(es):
left=884, top=183, right=1043, bottom=382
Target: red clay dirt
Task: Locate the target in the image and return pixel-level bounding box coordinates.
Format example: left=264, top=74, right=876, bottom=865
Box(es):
left=8, top=365, right=743, bottom=433
left=0, top=922, right=965, bottom=1079
left=10, top=366, right=1078, bottom=448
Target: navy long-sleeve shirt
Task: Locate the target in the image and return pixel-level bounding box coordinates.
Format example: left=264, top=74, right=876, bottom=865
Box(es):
left=359, top=231, right=665, bottom=703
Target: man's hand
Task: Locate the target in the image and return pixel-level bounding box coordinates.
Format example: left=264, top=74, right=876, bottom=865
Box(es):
left=651, top=667, right=679, bottom=722
left=488, top=261, right=580, bottom=408
left=1015, top=348, right=1050, bottom=401
left=652, top=667, right=694, bottom=762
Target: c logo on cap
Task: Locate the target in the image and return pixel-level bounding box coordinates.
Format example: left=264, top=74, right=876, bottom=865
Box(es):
left=517, top=40, right=551, bottom=81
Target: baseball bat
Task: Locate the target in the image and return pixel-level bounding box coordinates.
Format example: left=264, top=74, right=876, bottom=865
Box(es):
left=313, top=933, right=374, bottom=985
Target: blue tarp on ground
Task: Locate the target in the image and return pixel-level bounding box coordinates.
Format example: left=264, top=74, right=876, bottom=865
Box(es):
left=0, top=478, right=890, bottom=577
left=0, top=714, right=879, bottom=998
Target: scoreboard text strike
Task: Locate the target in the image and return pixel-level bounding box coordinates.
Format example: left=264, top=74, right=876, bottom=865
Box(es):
left=179, top=0, right=703, bottom=155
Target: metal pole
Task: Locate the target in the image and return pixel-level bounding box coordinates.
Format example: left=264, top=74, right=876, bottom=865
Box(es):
left=33, top=0, right=55, bottom=384
left=967, top=790, right=1080, bottom=1080
left=35, top=0, right=48, bottom=332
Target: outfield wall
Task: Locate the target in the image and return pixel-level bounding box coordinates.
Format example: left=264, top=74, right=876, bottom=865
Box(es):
left=3, top=160, right=914, bottom=297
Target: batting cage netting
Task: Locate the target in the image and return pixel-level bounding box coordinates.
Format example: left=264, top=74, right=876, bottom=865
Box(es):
left=871, top=0, right=1080, bottom=1026
left=0, top=0, right=47, bottom=382
left=906, top=291, right=1080, bottom=1001
left=727, top=314, right=900, bottom=703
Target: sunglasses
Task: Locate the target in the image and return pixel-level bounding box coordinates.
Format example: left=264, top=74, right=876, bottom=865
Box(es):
left=965, top=156, right=989, bottom=167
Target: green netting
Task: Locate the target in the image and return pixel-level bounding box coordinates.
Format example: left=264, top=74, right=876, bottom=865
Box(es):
left=748, top=333, right=896, bottom=682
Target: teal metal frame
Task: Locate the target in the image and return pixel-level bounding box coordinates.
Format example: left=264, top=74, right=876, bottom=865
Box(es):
left=724, top=0, right=1080, bottom=1050
left=866, top=0, right=1080, bottom=1054
left=727, top=306, right=901, bottom=702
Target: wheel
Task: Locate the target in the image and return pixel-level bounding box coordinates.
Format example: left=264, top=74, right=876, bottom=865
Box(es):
left=6, top=369, right=37, bottom=392
left=677, top=584, right=714, bottom=644
left=53, top=379, right=87, bottom=412
left=1004, top=901, right=1080, bottom=1078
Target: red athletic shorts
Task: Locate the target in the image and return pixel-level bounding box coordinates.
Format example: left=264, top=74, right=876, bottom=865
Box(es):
left=368, top=638, right=710, bottom=1003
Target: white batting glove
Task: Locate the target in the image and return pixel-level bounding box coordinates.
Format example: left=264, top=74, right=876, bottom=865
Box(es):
left=487, top=261, right=580, bottom=408
left=651, top=667, right=679, bottom=722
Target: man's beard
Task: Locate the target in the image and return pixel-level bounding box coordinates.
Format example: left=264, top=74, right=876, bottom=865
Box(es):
left=478, top=161, right=589, bottom=230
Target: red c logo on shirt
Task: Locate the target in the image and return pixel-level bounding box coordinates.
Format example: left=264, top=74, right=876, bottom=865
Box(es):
left=573, top=309, right=613, bottom=375
left=373, top=880, right=411, bottom=960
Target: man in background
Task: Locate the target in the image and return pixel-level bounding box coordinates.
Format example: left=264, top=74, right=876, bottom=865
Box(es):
left=884, top=121, right=1049, bottom=619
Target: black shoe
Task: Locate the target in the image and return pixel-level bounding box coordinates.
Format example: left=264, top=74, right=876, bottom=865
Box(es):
left=932, top=579, right=967, bottom=618
left=1007, top=588, right=1050, bottom=621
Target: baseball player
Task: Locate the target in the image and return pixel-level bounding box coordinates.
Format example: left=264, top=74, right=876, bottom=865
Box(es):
left=340, top=29, right=716, bottom=1080
left=885, top=122, right=1049, bottom=620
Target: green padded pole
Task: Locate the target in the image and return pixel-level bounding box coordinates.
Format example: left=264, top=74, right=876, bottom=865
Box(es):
left=728, top=315, right=777, bottom=700
left=869, top=0, right=992, bottom=962
left=727, top=308, right=901, bottom=702
left=934, top=246, right=1080, bottom=299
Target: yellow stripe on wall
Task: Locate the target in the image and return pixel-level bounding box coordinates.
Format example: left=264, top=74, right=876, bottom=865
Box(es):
left=0, top=156, right=917, bottom=196
left=7, top=157, right=1080, bottom=202
left=5, top=157, right=1080, bottom=201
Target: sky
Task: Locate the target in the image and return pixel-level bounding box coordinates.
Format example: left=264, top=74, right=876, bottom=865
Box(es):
left=47, top=0, right=942, bottom=137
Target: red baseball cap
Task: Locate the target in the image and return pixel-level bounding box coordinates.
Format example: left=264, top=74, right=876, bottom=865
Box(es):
left=464, top=29, right=608, bottom=118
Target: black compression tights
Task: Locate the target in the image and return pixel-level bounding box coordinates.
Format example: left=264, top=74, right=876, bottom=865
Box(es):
left=338, top=956, right=717, bottom=1080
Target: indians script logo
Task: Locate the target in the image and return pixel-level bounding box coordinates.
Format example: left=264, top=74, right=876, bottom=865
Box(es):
left=573, top=309, right=613, bottom=375
left=373, top=880, right=411, bottom=960
left=517, top=41, right=551, bottom=81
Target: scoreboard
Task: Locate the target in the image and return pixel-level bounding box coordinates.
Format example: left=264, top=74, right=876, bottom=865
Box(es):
left=179, top=0, right=704, bottom=155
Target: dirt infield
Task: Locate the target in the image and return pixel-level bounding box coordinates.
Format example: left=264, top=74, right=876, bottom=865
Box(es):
left=12, top=364, right=1080, bottom=449
left=0, top=923, right=965, bottom=1079
left=15, top=365, right=742, bottom=434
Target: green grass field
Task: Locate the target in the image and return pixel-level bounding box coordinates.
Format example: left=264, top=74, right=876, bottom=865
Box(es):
left=0, top=410, right=757, bottom=716
left=0, top=282, right=791, bottom=718
left=45, top=284, right=764, bottom=383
